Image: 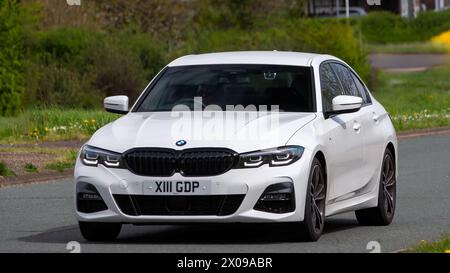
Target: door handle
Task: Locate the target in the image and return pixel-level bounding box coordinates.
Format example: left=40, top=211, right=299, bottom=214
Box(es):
left=353, top=122, right=361, bottom=132
left=373, top=113, right=380, bottom=122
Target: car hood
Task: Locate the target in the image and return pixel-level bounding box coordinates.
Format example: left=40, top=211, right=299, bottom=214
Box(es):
left=88, top=111, right=316, bottom=153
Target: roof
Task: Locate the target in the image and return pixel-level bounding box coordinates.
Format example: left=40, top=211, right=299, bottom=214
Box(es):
left=168, top=51, right=325, bottom=67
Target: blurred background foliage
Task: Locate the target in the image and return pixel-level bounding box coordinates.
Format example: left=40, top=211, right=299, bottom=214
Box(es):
left=0, top=0, right=37, bottom=116
left=355, top=10, right=450, bottom=44
left=1, top=0, right=450, bottom=116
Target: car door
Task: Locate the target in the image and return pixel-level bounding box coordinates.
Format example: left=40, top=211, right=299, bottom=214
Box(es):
left=348, top=69, right=386, bottom=185
left=320, top=63, right=365, bottom=200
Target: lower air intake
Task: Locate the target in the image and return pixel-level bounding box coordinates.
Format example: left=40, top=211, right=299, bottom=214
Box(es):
left=113, top=194, right=245, bottom=216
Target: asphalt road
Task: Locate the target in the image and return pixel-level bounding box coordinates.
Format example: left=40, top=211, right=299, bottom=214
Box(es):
left=369, top=53, right=450, bottom=71
left=0, top=133, right=449, bottom=253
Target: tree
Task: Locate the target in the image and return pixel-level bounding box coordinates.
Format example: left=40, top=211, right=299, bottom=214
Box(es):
left=0, top=0, right=26, bottom=116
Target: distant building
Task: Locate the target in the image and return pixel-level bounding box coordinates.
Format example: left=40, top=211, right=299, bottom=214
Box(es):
left=423, top=0, right=450, bottom=10
left=305, top=0, right=450, bottom=18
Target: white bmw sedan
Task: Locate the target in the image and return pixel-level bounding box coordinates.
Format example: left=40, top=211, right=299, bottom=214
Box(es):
left=74, top=51, right=397, bottom=241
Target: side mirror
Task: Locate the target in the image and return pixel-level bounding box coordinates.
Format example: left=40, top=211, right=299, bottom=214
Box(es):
left=104, top=95, right=129, bottom=114
left=325, top=95, right=363, bottom=118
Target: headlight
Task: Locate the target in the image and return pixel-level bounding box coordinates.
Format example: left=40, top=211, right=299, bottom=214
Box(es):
left=236, top=146, right=304, bottom=168
left=80, top=145, right=123, bottom=168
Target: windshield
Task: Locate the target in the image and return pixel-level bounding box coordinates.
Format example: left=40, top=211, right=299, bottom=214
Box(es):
left=134, top=64, right=315, bottom=112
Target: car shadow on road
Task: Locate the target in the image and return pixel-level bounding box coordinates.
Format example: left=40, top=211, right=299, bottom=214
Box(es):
left=18, top=217, right=359, bottom=245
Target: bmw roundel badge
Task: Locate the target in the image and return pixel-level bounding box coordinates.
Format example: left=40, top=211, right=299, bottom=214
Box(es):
left=176, top=140, right=187, bottom=147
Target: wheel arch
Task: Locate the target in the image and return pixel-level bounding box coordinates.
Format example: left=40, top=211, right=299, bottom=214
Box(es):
left=313, top=150, right=328, bottom=188
left=385, top=141, right=397, bottom=179
left=386, top=142, right=396, bottom=163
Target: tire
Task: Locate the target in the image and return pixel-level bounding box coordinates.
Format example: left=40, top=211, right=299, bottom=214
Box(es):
left=290, top=157, right=326, bottom=242
left=355, top=148, right=396, bottom=226
left=78, top=221, right=122, bottom=241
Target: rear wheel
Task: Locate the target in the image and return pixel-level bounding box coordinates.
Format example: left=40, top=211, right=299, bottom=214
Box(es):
left=355, top=148, right=396, bottom=225
left=78, top=221, right=122, bottom=241
left=290, top=157, right=326, bottom=241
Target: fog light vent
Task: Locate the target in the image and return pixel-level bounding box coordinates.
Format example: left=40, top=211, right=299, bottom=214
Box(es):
left=76, top=182, right=108, bottom=213
left=254, top=182, right=295, bottom=214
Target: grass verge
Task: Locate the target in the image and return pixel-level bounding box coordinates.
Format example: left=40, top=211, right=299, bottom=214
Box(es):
left=0, top=161, right=16, bottom=177
left=0, top=147, right=79, bottom=176
left=24, top=163, right=38, bottom=173
left=373, top=65, right=450, bottom=131
left=45, top=149, right=78, bottom=172
left=0, top=109, right=119, bottom=143
left=407, top=235, right=450, bottom=253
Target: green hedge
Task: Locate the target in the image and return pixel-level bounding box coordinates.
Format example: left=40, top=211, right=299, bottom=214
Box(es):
left=412, top=9, right=450, bottom=40
left=181, top=18, right=369, bottom=81
left=23, top=27, right=167, bottom=108
left=0, top=0, right=27, bottom=116
left=357, top=10, right=450, bottom=44
left=1, top=1, right=369, bottom=115
left=20, top=19, right=368, bottom=110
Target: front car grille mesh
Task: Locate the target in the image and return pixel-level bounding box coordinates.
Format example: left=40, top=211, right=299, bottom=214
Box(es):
left=124, top=149, right=176, bottom=176
left=124, top=148, right=238, bottom=177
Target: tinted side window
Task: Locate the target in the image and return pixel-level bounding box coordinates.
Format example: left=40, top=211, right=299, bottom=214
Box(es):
left=320, top=63, right=343, bottom=112
left=331, top=63, right=360, bottom=97
left=350, top=71, right=372, bottom=104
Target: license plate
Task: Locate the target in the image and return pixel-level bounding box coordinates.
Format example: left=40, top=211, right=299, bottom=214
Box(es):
left=143, top=180, right=210, bottom=195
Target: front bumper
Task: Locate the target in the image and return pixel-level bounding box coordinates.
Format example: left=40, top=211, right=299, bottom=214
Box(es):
left=74, top=149, right=313, bottom=223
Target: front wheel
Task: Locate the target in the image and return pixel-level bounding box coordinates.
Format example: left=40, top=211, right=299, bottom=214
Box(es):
left=290, top=157, right=326, bottom=242
left=355, top=148, right=396, bottom=225
left=78, top=221, right=122, bottom=241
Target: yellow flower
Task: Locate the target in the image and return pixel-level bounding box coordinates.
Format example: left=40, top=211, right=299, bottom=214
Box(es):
left=83, top=119, right=89, bottom=124
left=431, top=30, right=450, bottom=50
left=44, top=127, right=49, bottom=132
left=420, top=240, right=427, bottom=244
left=91, top=119, right=96, bottom=123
